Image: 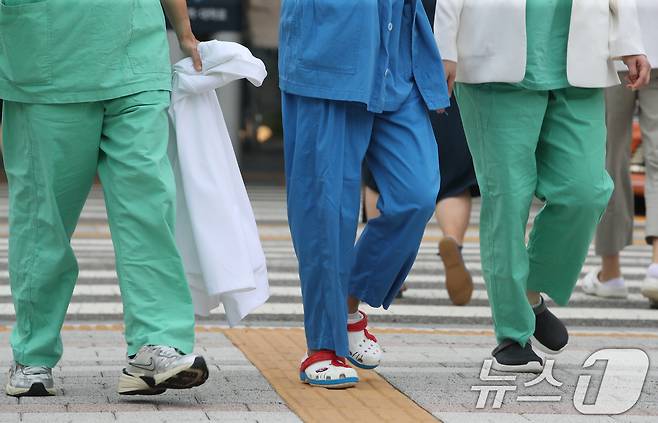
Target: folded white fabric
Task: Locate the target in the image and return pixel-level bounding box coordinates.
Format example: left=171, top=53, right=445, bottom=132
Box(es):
left=168, top=40, right=269, bottom=325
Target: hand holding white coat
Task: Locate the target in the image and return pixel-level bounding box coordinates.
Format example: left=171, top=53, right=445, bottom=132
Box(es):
left=168, top=40, right=269, bottom=325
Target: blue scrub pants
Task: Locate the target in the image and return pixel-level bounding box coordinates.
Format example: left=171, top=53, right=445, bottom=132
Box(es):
left=282, top=91, right=439, bottom=357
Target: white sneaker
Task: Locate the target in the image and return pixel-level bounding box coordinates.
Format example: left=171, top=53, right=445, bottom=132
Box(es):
left=5, top=362, right=56, bottom=397
left=641, top=275, right=658, bottom=302
left=581, top=270, right=628, bottom=299
left=117, top=345, right=208, bottom=395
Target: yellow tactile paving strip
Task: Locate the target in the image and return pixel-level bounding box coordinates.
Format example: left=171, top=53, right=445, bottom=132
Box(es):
left=223, top=327, right=440, bottom=423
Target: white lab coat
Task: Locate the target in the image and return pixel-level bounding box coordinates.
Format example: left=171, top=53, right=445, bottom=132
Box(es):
left=434, top=0, right=646, bottom=87
left=168, top=40, right=269, bottom=325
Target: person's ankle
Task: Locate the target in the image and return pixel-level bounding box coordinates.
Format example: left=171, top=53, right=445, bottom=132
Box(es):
left=598, top=270, right=622, bottom=283
left=526, top=291, right=541, bottom=308
left=347, top=295, right=360, bottom=315
left=347, top=311, right=363, bottom=324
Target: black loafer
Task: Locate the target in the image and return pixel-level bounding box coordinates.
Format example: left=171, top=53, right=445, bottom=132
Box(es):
left=532, top=296, right=569, bottom=354
left=491, top=340, right=543, bottom=373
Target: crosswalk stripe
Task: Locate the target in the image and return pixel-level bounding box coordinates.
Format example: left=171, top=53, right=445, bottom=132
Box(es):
left=0, top=187, right=657, bottom=328
left=0, top=302, right=655, bottom=322
left=0, top=267, right=654, bottom=288
left=0, top=284, right=651, bottom=304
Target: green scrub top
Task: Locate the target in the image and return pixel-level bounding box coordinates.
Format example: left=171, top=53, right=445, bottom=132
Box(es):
left=517, top=0, right=573, bottom=90
left=0, top=0, right=171, bottom=104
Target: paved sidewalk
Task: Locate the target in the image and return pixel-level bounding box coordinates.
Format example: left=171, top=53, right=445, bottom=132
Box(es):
left=0, top=326, right=298, bottom=423
left=0, top=325, right=655, bottom=422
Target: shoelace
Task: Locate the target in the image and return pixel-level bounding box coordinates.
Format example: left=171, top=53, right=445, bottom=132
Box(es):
left=154, top=346, right=182, bottom=358
left=130, top=346, right=184, bottom=368
left=21, top=366, right=50, bottom=375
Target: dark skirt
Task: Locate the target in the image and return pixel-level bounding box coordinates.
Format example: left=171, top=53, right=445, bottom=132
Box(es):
left=363, top=95, right=479, bottom=202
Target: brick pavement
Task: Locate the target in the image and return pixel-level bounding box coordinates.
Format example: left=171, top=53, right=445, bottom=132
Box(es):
left=0, top=326, right=299, bottom=423
left=0, top=325, right=655, bottom=422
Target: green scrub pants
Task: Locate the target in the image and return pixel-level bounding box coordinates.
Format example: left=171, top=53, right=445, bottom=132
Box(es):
left=455, top=83, right=613, bottom=345
left=2, top=90, right=196, bottom=367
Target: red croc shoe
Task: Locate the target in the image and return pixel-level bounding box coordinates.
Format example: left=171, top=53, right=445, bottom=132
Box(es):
left=299, top=350, right=358, bottom=389
left=347, top=311, right=382, bottom=369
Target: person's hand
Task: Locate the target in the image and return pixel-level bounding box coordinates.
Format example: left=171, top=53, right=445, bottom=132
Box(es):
left=622, top=54, right=651, bottom=90
left=443, top=60, right=457, bottom=97
left=160, top=0, right=200, bottom=70
left=179, top=35, right=202, bottom=72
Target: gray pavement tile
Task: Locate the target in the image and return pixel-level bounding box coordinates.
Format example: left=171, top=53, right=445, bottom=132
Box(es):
left=206, top=411, right=301, bottom=423
left=115, top=391, right=199, bottom=407
left=116, top=411, right=210, bottom=422
left=221, top=371, right=278, bottom=391
left=195, top=333, right=237, bottom=347
left=21, top=412, right=115, bottom=422
left=0, top=405, right=68, bottom=414
left=17, top=393, right=102, bottom=406
left=201, top=349, right=251, bottom=364
left=194, top=404, right=250, bottom=412
left=522, top=414, right=616, bottom=422
left=0, top=395, right=18, bottom=406
left=612, top=416, right=658, bottom=422
left=68, top=403, right=158, bottom=413
left=244, top=403, right=298, bottom=413
left=377, top=331, right=658, bottom=417
left=434, top=412, right=531, bottom=422
left=0, top=328, right=294, bottom=418
left=0, top=414, right=17, bottom=423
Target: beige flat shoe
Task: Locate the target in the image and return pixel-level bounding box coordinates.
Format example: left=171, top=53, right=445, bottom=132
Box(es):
left=439, top=237, right=473, bottom=306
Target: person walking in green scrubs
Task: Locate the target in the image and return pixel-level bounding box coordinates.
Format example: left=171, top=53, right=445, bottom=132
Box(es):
left=0, top=0, right=208, bottom=396
left=435, top=0, right=651, bottom=372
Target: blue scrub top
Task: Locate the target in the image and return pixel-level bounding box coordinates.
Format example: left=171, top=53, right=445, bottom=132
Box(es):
left=279, top=0, right=450, bottom=113
left=383, top=0, right=415, bottom=111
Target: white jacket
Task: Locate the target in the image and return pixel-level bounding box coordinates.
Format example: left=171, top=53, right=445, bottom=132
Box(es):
left=168, top=40, right=270, bottom=325
left=434, top=0, right=646, bottom=87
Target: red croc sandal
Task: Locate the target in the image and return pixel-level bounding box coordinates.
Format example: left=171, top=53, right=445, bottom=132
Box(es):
left=299, top=350, right=358, bottom=389
left=347, top=311, right=382, bottom=369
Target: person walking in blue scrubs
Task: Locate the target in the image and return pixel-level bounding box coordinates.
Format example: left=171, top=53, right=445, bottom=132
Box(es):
left=279, top=0, right=450, bottom=388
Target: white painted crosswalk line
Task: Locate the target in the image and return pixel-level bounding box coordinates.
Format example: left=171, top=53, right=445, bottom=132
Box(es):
left=0, top=284, right=652, bottom=304
left=0, top=302, right=655, bottom=322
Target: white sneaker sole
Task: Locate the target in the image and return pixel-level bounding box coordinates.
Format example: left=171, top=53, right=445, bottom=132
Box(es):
left=117, top=356, right=208, bottom=395
left=299, top=372, right=359, bottom=389
left=5, top=382, right=56, bottom=397
left=491, top=357, right=543, bottom=373
left=583, top=287, right=628, bottom=299
left=531, top=336, right=568, bottom=355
